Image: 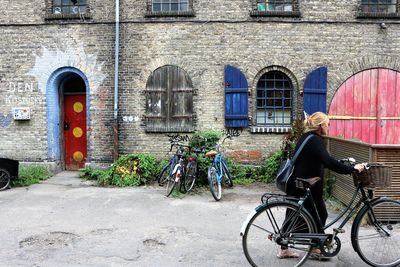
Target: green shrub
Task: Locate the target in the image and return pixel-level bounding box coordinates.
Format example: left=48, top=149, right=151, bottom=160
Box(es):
left=261, top=150, right=283, bottom=183
left=12, top=164, right=51, bottom=187
left=80, top=153, right=159, bottom=187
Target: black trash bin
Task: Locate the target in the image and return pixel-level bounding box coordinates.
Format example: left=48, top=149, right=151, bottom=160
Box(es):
left=0, top=158, right=19, bottom=191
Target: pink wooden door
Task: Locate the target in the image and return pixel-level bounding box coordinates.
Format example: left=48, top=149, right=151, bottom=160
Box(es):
left=329, top=69, right=400, bottom=144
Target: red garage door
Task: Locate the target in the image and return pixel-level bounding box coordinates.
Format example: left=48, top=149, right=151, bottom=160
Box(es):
left=329, top=68, right=400, bottom=144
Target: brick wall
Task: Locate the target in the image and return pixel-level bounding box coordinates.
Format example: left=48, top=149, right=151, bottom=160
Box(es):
left=1, top=0, right=400, bottom=168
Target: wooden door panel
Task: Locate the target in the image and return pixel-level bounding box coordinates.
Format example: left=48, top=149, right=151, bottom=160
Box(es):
left=64, top=95, right=87, bottom=170
left=329, top=69, right=400, bottom=144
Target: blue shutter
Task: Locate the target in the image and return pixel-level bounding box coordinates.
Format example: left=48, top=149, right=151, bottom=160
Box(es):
left=224, top=65, right=248, bottom=128
left=303, top=66, right=327, bottom=114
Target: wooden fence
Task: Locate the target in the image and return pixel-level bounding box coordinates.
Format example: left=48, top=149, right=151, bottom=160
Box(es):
left=325, top=136, right=400, bottom=204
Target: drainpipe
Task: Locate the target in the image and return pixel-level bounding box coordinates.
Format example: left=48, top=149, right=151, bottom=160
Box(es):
left=113, top=0, right=120, bottom=161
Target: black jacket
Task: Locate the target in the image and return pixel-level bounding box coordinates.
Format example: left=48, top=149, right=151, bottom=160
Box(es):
left=293, top=132, right=355, bottom=180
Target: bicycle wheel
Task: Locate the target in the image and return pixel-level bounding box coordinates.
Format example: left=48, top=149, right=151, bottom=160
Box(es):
left=241, top=200, right=316, bottom=267
left=158, top=163, right=171, bottom=186
left=222, top=160, right=233, bottom=187
left=0, top=168, right=11, bottom=191
left=352, top=198, right=400, bottom=267
left=208, top=166, right=221, bottom=201
left=183, top=160, right=197, bottom=193
left=165, top=168, right=179, bottom=197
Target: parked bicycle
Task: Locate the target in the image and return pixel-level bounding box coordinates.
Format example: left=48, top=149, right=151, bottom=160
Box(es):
left=158, top=142, right=188, bottom=197
left=206, top=135, right=233, bottom=201
left=240, top=158, right=400, bottom=267
left=183, top=138, right=207, bottom=193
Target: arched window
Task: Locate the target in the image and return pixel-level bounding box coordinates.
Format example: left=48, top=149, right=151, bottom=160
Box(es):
left=145, top=65, right=194, bottom=132
left=256, top=71, right=293, bottom=126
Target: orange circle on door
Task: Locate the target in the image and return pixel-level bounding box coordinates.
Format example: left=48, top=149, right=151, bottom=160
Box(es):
left=73, top=102, right=83, bottom=113
left=73, top=127, right=83, bottom=138
left=73, top=151, right=84, bottom=162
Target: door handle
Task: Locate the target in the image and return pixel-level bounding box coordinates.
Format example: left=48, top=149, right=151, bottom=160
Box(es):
left=64, top=121, right=70, bottom=131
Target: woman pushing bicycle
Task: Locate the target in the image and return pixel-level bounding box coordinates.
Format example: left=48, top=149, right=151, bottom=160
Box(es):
left=278, top=111, right=365, bottom=259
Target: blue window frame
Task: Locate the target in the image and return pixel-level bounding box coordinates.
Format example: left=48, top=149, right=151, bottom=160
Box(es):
left=256, top=71, right=293, bottom=126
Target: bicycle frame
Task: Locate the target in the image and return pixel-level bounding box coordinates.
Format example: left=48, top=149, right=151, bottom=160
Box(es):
left=264, top=182, right=389, bottom=248
left=212, top=154, right=226, bottom=184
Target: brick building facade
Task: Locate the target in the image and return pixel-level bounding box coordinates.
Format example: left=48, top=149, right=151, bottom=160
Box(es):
left=1, top=0, right=400, bottom=170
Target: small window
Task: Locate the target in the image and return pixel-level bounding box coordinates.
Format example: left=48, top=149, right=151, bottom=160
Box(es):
left=251, top=0, right=300, bottom=17
left=45, top=0, right=91, bottom=20
left=358, top=0, right=400, bottom=18
left=256, top=71, right=293, bottom=126
left=146, top=0, right=195, bottom=17
left=145, top=65, right=194, bottom=132
left=53, top=0, right=87, bottom=15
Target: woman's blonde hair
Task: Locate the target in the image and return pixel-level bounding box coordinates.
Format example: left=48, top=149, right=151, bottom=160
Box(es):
left=304, top=111, right=329, bottom=132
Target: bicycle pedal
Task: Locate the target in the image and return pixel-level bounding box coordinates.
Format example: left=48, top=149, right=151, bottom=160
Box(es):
left=333, top=228, right=345, bottom=234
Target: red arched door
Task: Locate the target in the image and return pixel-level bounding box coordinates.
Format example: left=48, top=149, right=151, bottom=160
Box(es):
left=63, top=95, right=87, bottom=170
left=329, top=68, right=400, bottom=144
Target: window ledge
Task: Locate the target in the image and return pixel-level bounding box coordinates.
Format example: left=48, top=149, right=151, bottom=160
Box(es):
left=145, top=10, right=195, bottom=17
left=45, top=13, right=92, bottom=20
left=250, top=126, right=291, bottom=133
left=250, top=10, right=301, bottom=17
left=356, top=12, right=400, bottom=19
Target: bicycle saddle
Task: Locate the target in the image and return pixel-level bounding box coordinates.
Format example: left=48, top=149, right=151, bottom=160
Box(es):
left=295, top=177, right=321, bottom=188
left=205, top=150, right=218, bottom=157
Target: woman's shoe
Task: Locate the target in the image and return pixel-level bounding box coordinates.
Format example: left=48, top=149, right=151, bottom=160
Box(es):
left=310, top=248, right=330, bottom=261
left=277, top=249, right=299, bottom=259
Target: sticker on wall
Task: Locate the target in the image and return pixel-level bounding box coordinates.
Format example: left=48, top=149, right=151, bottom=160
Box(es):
left=0, top=112, right=13, bottom=128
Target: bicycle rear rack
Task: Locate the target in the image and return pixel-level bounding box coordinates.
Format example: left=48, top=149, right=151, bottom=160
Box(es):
left=261, top=192, right=299, bottom=204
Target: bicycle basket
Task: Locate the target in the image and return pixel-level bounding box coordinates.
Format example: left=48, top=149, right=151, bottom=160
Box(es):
left=352, top=163, right=392, bottom=188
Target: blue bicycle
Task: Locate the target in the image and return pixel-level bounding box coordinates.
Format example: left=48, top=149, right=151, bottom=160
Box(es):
left=206, top=136, right=233, bottom=201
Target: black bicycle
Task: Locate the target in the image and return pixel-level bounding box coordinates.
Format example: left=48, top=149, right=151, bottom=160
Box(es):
left=241, top=158, right=400, bottom=267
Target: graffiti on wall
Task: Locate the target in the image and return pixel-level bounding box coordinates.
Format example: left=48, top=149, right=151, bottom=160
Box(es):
left=3, top=81, right=42, bottom=105
left=0, top=112, right=12, bottom=128
left=223, top=128, right=243, bottom=137
left=167, top=134, right=191, bottom=143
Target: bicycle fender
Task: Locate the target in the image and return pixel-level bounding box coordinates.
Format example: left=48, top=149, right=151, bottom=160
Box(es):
left=350, top=196, right=392, bottom=252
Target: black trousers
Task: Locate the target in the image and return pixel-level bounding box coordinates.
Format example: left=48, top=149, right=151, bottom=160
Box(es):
left=285, top=178, right=327, bottom=233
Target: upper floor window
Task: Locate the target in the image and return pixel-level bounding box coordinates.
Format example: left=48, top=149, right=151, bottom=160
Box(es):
left=256, top=71, right=293, bottom=126
left=152, top=0, right=189, bottom=12
left=53, top=0, right=87, bottom=15
left=146, top=0, right=195, bottom=17
left=45, top=0, right=90, bottom=20
left=257, top=0, right=292, bottom=12
left=250, top=0, right=300, bottom=17
left=361, top=0, right=396, bottom=13
left=358, top=0, right=400, bottom=18
left=145, top=65, right=194, bottom=132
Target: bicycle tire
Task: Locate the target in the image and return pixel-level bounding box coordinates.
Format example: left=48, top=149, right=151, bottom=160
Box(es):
left=158, top=163, right=171, bottom=186
left=183, top=160, right=197, bottom=193
left=222, top=160, right=233, bottom=187
left=208, top=166, right=221, bottom=201
left=0, top=168, right=11, bottom=191
left=241, top=200, right=317, bottom=267
left=351, top=198, right=400, bottom=267
left=165, top=169, right=179, bottom=197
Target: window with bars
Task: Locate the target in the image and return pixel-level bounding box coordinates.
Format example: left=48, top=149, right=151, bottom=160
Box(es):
left=152, top=0, right=189, bottom=12
left=256, top=71, right=293, bottom=126
left=53, top=0, right=87, bottom=15
left=146, top=0, right=194, bottom=17
left=257, top=0, right=293, bottom=11
left=251, top=0, right=300, bottom=16
left=145, top=65, right=194, bottom=132
left=361, top=0, right=397, bottom=13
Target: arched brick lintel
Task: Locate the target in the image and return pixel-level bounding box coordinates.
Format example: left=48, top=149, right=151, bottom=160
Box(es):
left=46, top=67, right=91, bottom=162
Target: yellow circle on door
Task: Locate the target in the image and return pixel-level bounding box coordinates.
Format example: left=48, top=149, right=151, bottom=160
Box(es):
left=73, top=102, right=83, bottom=113
left=73, top=127, right=83, bottom=138
left=73, top=151, right=84, bottom=162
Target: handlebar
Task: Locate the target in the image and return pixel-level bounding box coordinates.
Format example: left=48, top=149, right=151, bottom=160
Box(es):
left=339, top=158, right=370, bottom=170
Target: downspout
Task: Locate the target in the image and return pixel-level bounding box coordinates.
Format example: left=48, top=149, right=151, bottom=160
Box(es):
left=113, top=0, right=120, bottom=161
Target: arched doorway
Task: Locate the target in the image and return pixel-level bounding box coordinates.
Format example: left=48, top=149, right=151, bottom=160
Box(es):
left=46, top=67, right=90, bottom=170
left=329, top=68, right=400, bottom=144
